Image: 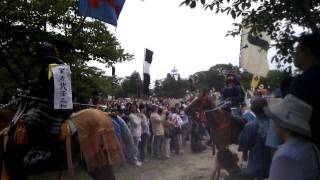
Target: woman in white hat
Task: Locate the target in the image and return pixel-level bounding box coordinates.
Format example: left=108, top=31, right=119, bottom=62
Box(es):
left=265, top=94, right=320, bottom=180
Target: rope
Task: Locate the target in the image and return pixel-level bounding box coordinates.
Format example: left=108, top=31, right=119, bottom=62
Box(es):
left=10, top=101, right=27, bottom=126
left=18, top=95, right=101, bottom=108
left=0, top=98, right=22, bottom=110
left=0, top=127, right=9, bottom=180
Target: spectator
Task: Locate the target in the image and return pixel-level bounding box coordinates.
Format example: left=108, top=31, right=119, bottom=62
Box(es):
left=138, top=103, right=151, bottom=162
left=127, top=104, right=142, bottom=166
left=163, top=110, right=174, bottom=159
left=180, top=105, right=190, bottom=146
left=265, top=95, right=320, bottom=180
left=241, top=106, right=256, bottom=123
left=238, top=98, right=271, bottom=179
left=265, top=77, right=293, bottom=156
left=170, top=107, right=183, bottom=155
left=290, top=33, right=320, bottom=148
left=150, top=105, right=165, bottom=159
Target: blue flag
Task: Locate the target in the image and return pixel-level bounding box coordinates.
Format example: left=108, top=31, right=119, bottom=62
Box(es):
left=79, top=0, right=125, bottom=26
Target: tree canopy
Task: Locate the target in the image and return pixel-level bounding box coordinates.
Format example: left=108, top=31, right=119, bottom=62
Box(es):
left=190, top=63, right=237, bottom=91
left=0, top=0, right=132, bottom=95
left=153, top=74, right=188, bottom=98
left=152, top=63, right=290, bottom=98
left=181, top=0, right=320, bottom=68
left=117, top=71, right=143, bottom=98
left=71, top=66, right=119, bottom=99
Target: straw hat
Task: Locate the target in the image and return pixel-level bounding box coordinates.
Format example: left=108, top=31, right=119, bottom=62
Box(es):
left=264, top=94, right=313, bottom=137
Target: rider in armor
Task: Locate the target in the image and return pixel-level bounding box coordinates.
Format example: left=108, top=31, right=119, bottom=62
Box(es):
left=221, top=73, right=245, bottom=144
left=5, top=43, right=72, bottom=179
left=222, top=73, right=244, bottom=107
left=27, top=43, right=72, bottom=139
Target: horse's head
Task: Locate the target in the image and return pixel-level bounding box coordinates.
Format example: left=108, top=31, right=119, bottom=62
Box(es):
left=185, top=94, right=221, bottom=126
left=185, top=97, right=199, bottom=117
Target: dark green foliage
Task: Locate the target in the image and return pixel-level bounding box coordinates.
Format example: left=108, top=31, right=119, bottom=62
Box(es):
left=71, top=66, right=119, bottom=99
left=241, top=69, right=290, bottom=91
left=117, top=71, right=143, bottom=98
left=152, top=63, right=289, bottom=97
left=191, top=63, right=238, bottom=91
left=153, top=74, right=188, bottom=98
left=0, top=0, right=132, bottom=98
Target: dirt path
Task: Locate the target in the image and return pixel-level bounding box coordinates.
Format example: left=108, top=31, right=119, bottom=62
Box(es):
left=114, top=144, right=215, bottom=180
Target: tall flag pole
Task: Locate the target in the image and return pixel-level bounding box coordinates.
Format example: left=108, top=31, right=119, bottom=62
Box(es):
left=239, top=26, right=270, bottom=77
left=143, top=48, right=153, bottom=96
left=78, top=0, right=126, bottom=27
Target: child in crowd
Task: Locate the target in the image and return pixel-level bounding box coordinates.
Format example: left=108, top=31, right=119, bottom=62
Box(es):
left=238, top=98, right=271, bottom=179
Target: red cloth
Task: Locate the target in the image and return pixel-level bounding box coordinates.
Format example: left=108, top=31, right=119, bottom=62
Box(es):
left=196, top=95, right=209, bottom=125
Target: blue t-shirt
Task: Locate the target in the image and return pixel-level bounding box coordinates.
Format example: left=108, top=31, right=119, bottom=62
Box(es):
left=265, top=120, right=283, bottom=149
left=242, top=110, right=256, bottom=123
left=239, top=115, right=271, bottom=179
left=269, top=138, right=320, bottom=180
left=112, top=116, right=122, bottom=144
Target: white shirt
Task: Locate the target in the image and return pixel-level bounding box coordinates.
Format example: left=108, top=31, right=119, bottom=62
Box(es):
left=128, top=113, right=142, bottom=137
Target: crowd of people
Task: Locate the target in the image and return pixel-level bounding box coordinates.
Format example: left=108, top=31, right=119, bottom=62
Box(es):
left=214, top=33, right=320, bottom=180
left=1, top=33, right=320, bottom=180
left=81, top=96, right=197, bottom=167
left=89, top=33, right=320, bottom=180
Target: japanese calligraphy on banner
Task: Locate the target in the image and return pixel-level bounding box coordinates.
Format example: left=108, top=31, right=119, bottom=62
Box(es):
left=52, top=65, right=73, bottom=109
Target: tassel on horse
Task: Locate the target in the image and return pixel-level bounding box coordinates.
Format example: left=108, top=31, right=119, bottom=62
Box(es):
left=14, top=117, right=27, bottom=145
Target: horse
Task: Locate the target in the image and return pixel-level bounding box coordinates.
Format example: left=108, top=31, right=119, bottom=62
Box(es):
left=185, top=94, right=244, bottom=180
left=0, top=102, right=124, bottom=180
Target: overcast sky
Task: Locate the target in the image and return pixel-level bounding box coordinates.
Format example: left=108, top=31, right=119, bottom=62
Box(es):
left=88, top=0, right=274, bottom=85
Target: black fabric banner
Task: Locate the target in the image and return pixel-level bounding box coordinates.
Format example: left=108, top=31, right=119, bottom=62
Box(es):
left=145, top=49, right=153, bottom=64
left=112, top=66, right=115, bottom=76
left=143, top=48, right=153, bottom=96
left=143, top=73, right=150, bottom=96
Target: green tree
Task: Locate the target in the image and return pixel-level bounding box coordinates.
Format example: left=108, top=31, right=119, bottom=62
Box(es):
left=262, top=70, right=290, bottom=89
left=118, top=71, right=143, bottom=98
left=153, top=74, right=188, bottom=98
left=0, top=0, right=132, bottom=94
left=72, top=66, right=119, bottom=99
left=240, top=70, right=290, bottom=91
left=181, top=0, right=320, bottom=67
left=153, top=80, right=162, bottom=96
left=187, top=63, right=289, bottom=93
left=190, top=63, right=238, bottom=91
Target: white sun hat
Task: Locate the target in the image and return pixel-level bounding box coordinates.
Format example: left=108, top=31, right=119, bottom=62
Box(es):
left=264, top=94, right=313, bottom=137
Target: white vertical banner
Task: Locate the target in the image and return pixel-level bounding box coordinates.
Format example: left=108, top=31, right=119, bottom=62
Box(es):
left=240, top=27, right=270, bottom=77
left=52, top=65, right=73, bottom=109
left=143, top=61, right=151, bottom=75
